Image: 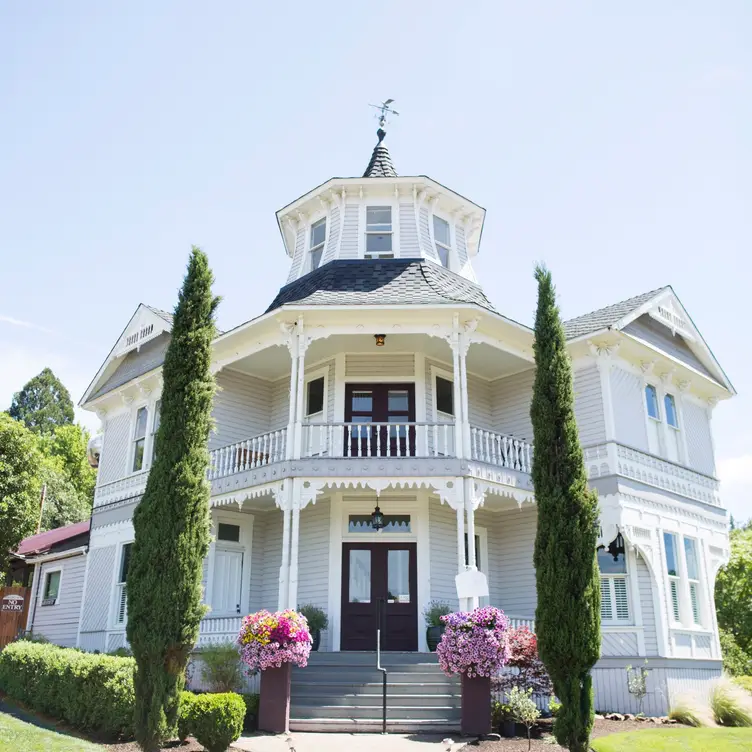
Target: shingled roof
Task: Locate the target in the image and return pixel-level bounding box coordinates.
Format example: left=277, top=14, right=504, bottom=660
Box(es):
left=266, top=259, right=497, bottom=313
left=363, top=128, right=397, bottom=178
left=563, top=286, right=667, bottom=339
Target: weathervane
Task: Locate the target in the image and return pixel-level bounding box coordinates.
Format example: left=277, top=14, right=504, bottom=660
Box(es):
left=368, top=98, right=399, bottom=142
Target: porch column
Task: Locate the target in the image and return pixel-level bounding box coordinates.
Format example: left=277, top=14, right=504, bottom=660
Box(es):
left=458, top=333, right=472, bottom=460
left=278, top=484, right=293, bottom=611
left=450, top=321, right=464, bottom=459
left=464, top=478, right=479, bottom=610
left=293, top=324, right=308, bottom=460
left=288, top=488, right=301, bottom=609
left=285, top=330, right=298, bottom=461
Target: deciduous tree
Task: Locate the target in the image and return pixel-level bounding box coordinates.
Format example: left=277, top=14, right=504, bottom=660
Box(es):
left=127, top=247, right=218, bottom=751
left=716, top=526, right=752, bottom=657
left=0, top=414, right=43, bottom=569
left=530, top=266, right=600, bottom=752
left=8, top=368, right=75, bottom=434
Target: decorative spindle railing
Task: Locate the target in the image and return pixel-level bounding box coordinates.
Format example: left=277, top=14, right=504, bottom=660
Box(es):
left=470, top=428, right=533, bottom=473
left=207, top=428, right=287, bottom=480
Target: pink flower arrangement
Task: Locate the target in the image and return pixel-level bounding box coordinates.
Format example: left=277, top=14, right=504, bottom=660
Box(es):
left=237, top=609, right=312, bottom=671
left=436, top=606, right=511, bottom=678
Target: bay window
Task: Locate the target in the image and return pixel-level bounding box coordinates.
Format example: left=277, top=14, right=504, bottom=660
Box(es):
left=664, top=532, right=681, bottom=623
left=683, top=537, right=702, bottom=626
left=598, top=535, right=630, bottom=624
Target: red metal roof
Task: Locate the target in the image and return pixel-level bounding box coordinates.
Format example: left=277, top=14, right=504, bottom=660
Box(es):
left=15, top=520, right=90, bottom=556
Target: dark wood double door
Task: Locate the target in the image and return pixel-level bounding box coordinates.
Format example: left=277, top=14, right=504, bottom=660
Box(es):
left=341, top=542, right=418, bottom=652
left=345, top=383, right=416, bottom=457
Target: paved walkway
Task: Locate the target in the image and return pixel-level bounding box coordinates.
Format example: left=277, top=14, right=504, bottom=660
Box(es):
left=234, top=732, right=469, bottom=751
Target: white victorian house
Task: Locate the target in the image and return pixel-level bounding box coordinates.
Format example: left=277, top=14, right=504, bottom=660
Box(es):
left=72, top=124, right=734, bottom=727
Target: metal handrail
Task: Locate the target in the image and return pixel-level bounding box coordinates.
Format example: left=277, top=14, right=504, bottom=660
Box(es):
left=376, top=598, right=387, bottom=735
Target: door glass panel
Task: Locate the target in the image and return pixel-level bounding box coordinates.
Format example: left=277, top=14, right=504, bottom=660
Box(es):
left=387, top=549, right=410, bottom=604
left=387, top=415, right=407, bottom=438
left=388, top=390, right=409, bottom=412
left=351, top=391, right=373, bottom=412
left=349, top=550, right=371, bottom=603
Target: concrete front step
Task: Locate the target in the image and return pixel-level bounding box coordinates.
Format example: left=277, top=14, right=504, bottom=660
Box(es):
left=306, top=651, right=438, bottom=665
left=289, top=704, right=461, bottom=721
left=291, top=681, right=459, bottom=695
left=293, top=693, right=461, bottom=708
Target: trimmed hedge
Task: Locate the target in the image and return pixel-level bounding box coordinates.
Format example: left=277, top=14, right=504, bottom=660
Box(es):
left=0, top=641, right=135, bottom=739
left=180, top=692, right=245, bottom=752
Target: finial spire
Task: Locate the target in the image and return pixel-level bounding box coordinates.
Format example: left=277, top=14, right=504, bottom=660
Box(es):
left=363, top=99, right=399, bottom=178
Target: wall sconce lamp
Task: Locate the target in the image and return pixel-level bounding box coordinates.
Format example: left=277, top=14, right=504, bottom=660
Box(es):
left=374, top=334, right=386, bottom=347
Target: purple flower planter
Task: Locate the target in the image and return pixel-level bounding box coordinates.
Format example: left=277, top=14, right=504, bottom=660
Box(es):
left=259, top=663, right=291, bottom=733
left=461, top=673, right=492, bottom=735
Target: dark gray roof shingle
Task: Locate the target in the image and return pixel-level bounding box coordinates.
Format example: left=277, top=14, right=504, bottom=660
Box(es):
left=266, top=259, right=497, bottom=313
left=563, top=287, right=667, bottom=339
left=144, top=304, right=174, bottom=325
left=363, top=130, right=397, bottom=178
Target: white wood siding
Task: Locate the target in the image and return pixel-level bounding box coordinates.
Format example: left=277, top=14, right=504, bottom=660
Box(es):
left=269, top=377, right=290, bottom=432
left=298, top=499, right=331, bottom=651
left=399, top=203, right=419, bottom=257
left=322, top=207, right=340, bottom=265
left=98, top=413, right=130, bottom=485
left=476, top=508, right=503, bottom=607
left=573, top=366, right=606, bottom=445
left=31, top=556, right=87, bottom=648
left=249, top=514, right=267, bottom=612
left=455, top=225, right=469, bottom=271
left=339, top=205, right=360, bottom=259
left=80, top=545, right=116, bottom=634
left=210, top=370, right=272, bottom=450
left=429, top=498, right=459, bottom=610
left=287, top=227, right=306, bottom=282
left=683, top=402, right=716, bottom=476
left=637, top=556, right=659, bottom=655
left=345, top=353, right=415, bottom=379
left=602, top=632, right=639, bottom=657
left=418, top=207, right=435, bottom=259
left=611, top=366, right=649, bottom=451
left=260, top=511, right=283, bottom=610
left=492, top=370, right=534, bottom=442
left=496, top=505, right=537, bottom=616
left=467, top=374, right=494, bottom=430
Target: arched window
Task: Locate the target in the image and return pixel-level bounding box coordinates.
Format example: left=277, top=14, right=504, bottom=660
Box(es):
left=597, top=534, right=630, bottom=625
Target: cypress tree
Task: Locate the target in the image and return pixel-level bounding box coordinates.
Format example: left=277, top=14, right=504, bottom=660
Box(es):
left=530, top=266, right=600, bottom=752
left=126, top=248, right=219, bottom=751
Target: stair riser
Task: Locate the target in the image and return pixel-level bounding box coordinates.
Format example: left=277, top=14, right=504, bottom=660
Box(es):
left=294, top=670, right=454, bottom=683
left=289, top=720, right=460, bottom=733
left=292, top=682, right=459, bottom=695
left=293, top=695, right=461, bottom=708
left=306, top=653, right=439, bottom=666
left=290, top=706, right=462, bottom=720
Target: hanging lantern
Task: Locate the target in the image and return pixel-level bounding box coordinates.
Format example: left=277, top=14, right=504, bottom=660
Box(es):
left=608, top=532, right=626, bottom=561
left=370, top=504, right=385, bottom=531
left=374, top=334, right=386, bottom=347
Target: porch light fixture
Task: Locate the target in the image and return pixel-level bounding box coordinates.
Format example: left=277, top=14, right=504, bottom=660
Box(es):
left=374, top=334, right=386, bottom=347
left=370, top=504, right=385, bottom=531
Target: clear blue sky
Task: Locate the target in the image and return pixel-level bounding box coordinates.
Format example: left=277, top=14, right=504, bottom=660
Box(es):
left=1, top=2, right=749, bottom=520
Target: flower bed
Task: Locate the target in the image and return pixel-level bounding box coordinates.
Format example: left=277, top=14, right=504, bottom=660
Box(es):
left=237, top=609, right=311, bottom=672
left=437, top=606, right=511, bottom=678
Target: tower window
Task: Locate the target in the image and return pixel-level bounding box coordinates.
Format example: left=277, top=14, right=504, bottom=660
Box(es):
left=132, top=407, right=148, bottom=472
left=365, top=206, right=393, bottom=258
left=433, top=216, right=451, bottom=268
left=310, top=218, right=326, bottom=270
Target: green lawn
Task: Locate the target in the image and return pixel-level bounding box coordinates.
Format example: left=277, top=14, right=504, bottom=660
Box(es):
left=592, top=726, right=752, bottom=752
left=0, top=711, right=104, bottom=751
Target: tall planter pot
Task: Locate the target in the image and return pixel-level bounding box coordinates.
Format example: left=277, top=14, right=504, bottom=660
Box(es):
left=426, top=625, right=445, bottom=652
left=461, top=674, right=491, bottom=736
left=259, top=663, right=292, bottom=733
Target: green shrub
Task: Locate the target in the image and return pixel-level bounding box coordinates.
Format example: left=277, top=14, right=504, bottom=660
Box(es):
left=734, top=676, right=752, bottom=695
left=709, top=677, right=752, bottom=727
left=720, top=629, right=752, bottom=676
left=421, top=600, right=451, bottom=628
left=182, top=692, right=245, bottom=752
left=198, top=641, right=242, bottom=693
left=668, top=695, right=714, bottom=727
left=549, top=697, right=562, bottom=717
left=239, top=693, right=259, bottom=730
left=298, top=604, right=328, bottom=633
left=0, top=641, right=135, bottom=739
left=178, top=691, right=197, bottom=742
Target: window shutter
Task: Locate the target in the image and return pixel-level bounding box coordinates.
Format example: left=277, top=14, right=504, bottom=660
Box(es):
left=689, top=583, right=700, bottom=625
left=670, top=580, right=680, bottom=622
left=613, top=577, right=629, bottom=621
left=600, top=578, right=613, bottom=621
left=117, top=584, right=128, bottom=625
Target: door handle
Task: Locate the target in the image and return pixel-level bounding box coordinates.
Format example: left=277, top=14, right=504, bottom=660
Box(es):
left=236, top=604, right=241, bottom=614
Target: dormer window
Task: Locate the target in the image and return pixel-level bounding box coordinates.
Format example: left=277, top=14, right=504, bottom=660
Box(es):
left=433, top=216, right=451, bottom=268
left=310, top=218, right=326, bottom=270
left=365, top=206, right=393, bottom=258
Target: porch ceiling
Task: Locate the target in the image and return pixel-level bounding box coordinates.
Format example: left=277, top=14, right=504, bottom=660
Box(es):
left=223, top=333, right=530, bottom=381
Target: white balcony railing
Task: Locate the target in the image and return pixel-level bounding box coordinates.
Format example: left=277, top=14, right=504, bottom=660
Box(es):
left=584, top=441, right=721, bottom=506
left=93, top=469, right=150, bottom=508
left=302, top=421, right=455, bottom=459
left=198, top=616, right=243, bottom=646
left=207, top=428, right=287, bottom=481
left=470, top=428, right=533, bottom=474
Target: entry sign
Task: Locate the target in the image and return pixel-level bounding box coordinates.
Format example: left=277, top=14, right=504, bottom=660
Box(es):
left=1, top=594, right=25, bottom=613
left=455, top=569, right=489, bottom=601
